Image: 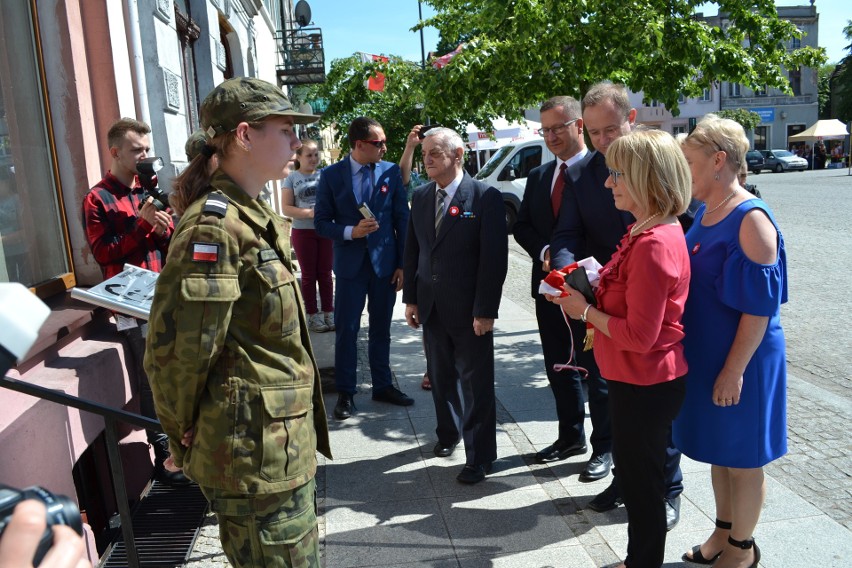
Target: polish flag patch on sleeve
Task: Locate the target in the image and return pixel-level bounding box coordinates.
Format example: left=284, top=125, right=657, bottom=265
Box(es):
left=191, top=242, right=219, bottom=263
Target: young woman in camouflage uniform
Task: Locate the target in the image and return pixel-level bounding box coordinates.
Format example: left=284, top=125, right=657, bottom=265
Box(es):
left=144, top=77, right=331, bottom=568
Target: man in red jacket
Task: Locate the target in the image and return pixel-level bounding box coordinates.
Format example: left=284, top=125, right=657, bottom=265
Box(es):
left=83, top=117, right=186, bottom=486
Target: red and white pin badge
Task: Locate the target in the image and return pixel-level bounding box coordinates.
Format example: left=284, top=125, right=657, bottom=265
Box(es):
left=691, top=243, right=701, bottom=255
left=449, top=205, right=460, bottom=217
left=380, top=184, right=389, bottom=194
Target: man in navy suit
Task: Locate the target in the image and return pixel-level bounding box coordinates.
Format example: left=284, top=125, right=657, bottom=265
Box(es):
left=513, top=96, right=609, bottom=473
left=402, top=127, right=508, bottom=485
left=315, top=117, right=413, bottom=420
left=550, top=81, right=684, bottom=530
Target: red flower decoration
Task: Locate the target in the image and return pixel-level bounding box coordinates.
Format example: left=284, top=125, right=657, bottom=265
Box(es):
left=449, top=205, right=460, bottom=216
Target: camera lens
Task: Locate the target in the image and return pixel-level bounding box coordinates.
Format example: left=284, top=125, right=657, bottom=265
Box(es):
left=0, top=485, right=83, bottom=567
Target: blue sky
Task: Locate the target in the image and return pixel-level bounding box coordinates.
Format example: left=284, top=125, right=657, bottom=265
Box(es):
left=311, top=0, right=850, bottom=70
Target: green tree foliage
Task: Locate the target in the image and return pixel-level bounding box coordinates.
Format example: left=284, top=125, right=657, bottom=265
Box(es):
left=716, top=108, right=762, bottom=131
left=416, top=0, right=826, bottom=119
left=305, top=55, right=426, bottom=163
left=833, top=21, right=852, bottom=123
left=818, top=63, right=835, bottom=119
left=306, top=54, right=507, bottom=163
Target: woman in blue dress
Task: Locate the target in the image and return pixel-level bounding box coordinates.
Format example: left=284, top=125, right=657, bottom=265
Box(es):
left=676, top=115, right=787, bottom=568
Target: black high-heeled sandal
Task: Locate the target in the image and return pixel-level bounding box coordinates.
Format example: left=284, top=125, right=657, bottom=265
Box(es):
left=727, top=535, right=761, bottom=568
left=682, top=519, right=732, bottom=564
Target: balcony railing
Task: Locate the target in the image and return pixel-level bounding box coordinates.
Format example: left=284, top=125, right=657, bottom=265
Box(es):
left=275, top=27, right=326, bottom=86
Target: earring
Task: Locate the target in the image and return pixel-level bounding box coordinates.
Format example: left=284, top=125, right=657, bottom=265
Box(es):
left=714, top=173, right=720, bottom=181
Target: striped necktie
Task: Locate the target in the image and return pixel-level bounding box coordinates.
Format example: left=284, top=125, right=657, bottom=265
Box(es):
left=435, top=188, right=448, bottom=233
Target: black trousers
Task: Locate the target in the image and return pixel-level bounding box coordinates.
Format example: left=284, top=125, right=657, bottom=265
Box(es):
left=423, top=310, right=497, bottom=468
left=608, top=376, right=685, bottom=568
left=535, top=296, right=611, bottom=453
left=122, top=325, right=168, bottom=450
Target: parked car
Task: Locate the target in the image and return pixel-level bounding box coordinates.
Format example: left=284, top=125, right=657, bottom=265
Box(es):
left=474, top=137, right=553, bottom=232
left=745, top=150, right=764, bottom=174
left=760, top=149, right=808, bottom=173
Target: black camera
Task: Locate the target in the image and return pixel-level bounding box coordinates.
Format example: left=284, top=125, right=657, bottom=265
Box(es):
left=0, top=485, right=83, bottom=566
left=417, top=124, right=442, bottom=139
left=136, top=157, right=169, bottom=211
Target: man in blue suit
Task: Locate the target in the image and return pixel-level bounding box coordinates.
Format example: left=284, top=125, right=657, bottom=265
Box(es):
left=315, top=117, right=413, bottom=420
left=403, top=127, right=508, bottom=484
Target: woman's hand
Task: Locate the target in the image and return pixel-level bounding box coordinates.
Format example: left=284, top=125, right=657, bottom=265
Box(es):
left=180, top=427, right=195, bottom=447
left=550, top=285, right=589, bottom=320
left=712, top=368, right=743, bottom=406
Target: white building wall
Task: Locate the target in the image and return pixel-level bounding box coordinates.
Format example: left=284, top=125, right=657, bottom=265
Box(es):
left=107, top=1, right=136, bottom=118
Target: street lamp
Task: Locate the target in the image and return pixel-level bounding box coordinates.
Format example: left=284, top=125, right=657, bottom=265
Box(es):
left=417, top=1, right=431, bottom=126
left=418, top=1, right=426, bottom=70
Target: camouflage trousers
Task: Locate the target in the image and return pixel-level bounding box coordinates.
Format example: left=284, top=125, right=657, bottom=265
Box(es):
left=200, top=479, right=319, bottom=568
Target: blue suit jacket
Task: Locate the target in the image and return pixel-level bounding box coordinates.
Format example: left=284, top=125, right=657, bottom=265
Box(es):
left=402, top=173, right=508, bottom=327
left=551, top=151, right=633, bottom=269
left=314, top=155, right=409, bottom=279
left=551, top=150, right=699, bottom=269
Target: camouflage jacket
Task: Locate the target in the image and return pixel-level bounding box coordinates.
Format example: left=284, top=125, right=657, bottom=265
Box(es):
left=144, top=171, right=331, bottom=494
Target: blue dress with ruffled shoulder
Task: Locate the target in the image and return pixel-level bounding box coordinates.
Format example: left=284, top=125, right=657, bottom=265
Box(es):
left=673, top=199, right=788, bottom=468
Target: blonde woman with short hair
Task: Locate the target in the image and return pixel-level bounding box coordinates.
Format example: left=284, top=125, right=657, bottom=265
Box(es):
left=552, top=129, right=692, bottom=568
left=676, top=115, right=787, bottom=568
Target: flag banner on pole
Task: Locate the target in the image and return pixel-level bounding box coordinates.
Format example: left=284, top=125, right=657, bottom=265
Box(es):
left=360, top=53, right=389, bottom=91
left=431, top=43, right=465, bottom=69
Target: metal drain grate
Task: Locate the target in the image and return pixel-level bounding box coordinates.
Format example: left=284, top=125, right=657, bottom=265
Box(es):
left=101, top=481, right=208, bottom=567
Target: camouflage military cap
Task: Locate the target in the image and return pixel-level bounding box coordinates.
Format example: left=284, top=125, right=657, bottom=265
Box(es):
left=185, top=129, right=210, bottom=161
left=201, top=77, right=319, bottom=137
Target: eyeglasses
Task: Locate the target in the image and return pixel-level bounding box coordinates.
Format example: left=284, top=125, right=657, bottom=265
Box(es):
left=607, top=168, right=624, bottom=184
left=362, top=139, right=387, bottom=148
left=539, top=118, right=579, bottom=137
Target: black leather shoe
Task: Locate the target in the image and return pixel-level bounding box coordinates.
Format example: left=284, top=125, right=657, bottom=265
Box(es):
left=579, top=451, right=612, bottom=481
left=334, top=393, right=355, bottom=420
left=433, top=441, right=457, bottom=457
left=587, top=481, right=623, bottom=512
left=372, top=386, right=414, bottom=406
left=456, top=463, right=492, bottom=484
left=666, top=495, right=681, bottom=531
left=154, top=465, right=193, bottom=487
left=534, top=441, right=587, bottom=463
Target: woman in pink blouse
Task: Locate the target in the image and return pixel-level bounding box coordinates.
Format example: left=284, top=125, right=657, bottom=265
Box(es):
left=552, top=129, right=692, bottom=568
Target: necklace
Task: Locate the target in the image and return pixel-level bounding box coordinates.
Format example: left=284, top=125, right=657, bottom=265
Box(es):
left=630, top=213, right=659, bottom=237
left=705, top=189, right=738, bottom=215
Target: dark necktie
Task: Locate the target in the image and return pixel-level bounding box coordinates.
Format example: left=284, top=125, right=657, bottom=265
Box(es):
left=552, top=162, right=567, bottom=216
left=359, top=165, right=373, bottom=203
left=435, top=188, right=448, bottom=233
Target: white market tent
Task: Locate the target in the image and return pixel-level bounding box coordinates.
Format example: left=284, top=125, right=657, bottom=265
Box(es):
left=788, top=119, right=849, bottom=142
left=465, top=118, right=541, bottom=151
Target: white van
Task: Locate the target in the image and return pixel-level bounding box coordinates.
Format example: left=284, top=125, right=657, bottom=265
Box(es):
left=473, top=137, right=554, bottom=232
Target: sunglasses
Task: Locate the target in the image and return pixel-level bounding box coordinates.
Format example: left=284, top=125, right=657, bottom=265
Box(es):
left=362, top=139, right=387, bottom=149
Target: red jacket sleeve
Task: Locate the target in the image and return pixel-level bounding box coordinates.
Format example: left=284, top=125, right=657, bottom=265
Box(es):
left=83, top=189, right=154, bottom=266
